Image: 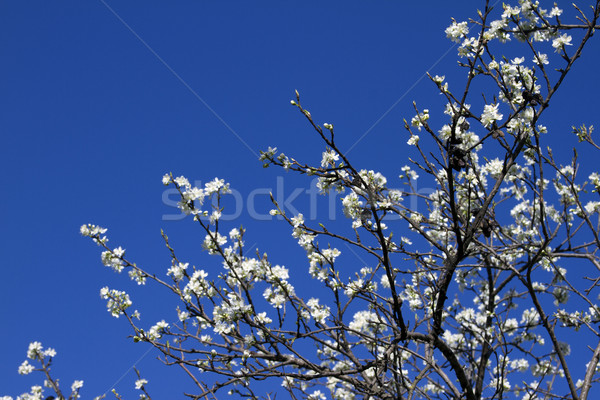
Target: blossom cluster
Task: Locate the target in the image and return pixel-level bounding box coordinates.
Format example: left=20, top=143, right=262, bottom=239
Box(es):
left=6, top=342, right=85, bottom=400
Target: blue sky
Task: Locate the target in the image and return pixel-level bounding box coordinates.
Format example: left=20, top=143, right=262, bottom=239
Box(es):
left=2, top=1, right=600, bottom=398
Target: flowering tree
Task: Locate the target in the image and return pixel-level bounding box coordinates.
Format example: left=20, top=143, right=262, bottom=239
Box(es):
left=6, top=0, right=600, bottom=399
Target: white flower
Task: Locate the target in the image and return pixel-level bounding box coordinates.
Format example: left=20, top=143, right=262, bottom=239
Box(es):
left=31, top=386, right=43, bottom=397
left=113, top=246, right=125, bottom=257
left=489, top=377, right=511, bottom=391
left=306, top=298, right=330, bottom=324
left=349, top=310, right=384, bottom=334
left=411, top=109, right=429, bottom=131
left=548, top=6, right=563, bottom=17
left=269, top=265, right=289, bottom=281
left=442, top=331, right=466, bottom=350
left=481, top=103, right=503, bottom=127
left=291, top=213, right=304, bottom=228
left=177, top=308, right=189, bottom=322
left=205, top=178, right=229, bottom=195
left=533, top=52, right=549, bottom=65
left=359, top=169, right=387, bottom=190
left=100, top=287, right=132, bottom=318
left=482, top=158, right=504, bottom=178
left=255, top=312, right=272, bottom=324
left=162, top=174, right=171, bottom=185
left=167, top=262, right=188, bottom=281
left=510, top=358, right=529, bottom=372
left=18, top=360, right=34, bottom=375
left=407, top=135, right=419, bottom=146
left=321, top=149, right=339, bottom=167
left=101, top=248, right=126, bottom=273
left=400, top=165, right=419, bottom=180
left=521, top=307, right=540, bottom=325
left=27, top=342, right=43, bottom=360
left=502, top=5, right=520, bottom=18
left=128, top=269, right=147, bottom=285
left=307, top=390, right=326, bottom=400
left=135, top=379, right=148, bottom=390
left=263, top=287, right=286, bottom=308
left=147, top=320, right=169, bottom=340
left=484, top=19, right=510, bottom=42
left=259, top=146, right=278, bottom=162
left=174, top=176, right=190, bottom=188
left=322, top=248, right=341, bottom=263
left=584, top=201, right=600, bottom=214
left=552, top=33, right=572, bottom=52
left=445, top=21, right=469, bottom=42
left=183, top=186, right=204, bottom=202
left=43, top=347, right=56, bottom=358
left=80, top=224, right=108, bottom=245
left=532, top=360, right=560, bottom=376
left=71, top=380, right=84, bottom=392
left=503, top=318, right=519, bottom=335
left=183, top=270, right=211, bottom=300
left=209, top=210, right=222, bottom=223
left=202, top=232, right=227, bottom=254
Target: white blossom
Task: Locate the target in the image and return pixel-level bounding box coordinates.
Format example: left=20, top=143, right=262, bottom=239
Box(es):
left=18, top=360, right=34, bottom=375
left=411, top=109, right=429, bottom=131
left=167, top=262, right=188, bottom=281
left=552, top=33, right=572, bottom=52
left=407, top=135, right=419, bottom=146
left=100, top=287, right=132, bottom=318
left=445, top=21, right=469, bottom=42
left=481, top=103, right=503, bottom=127
left=321, top=149, right=339, bottom=167
left=135, top=379, right=148, bottom=390
left=71, top=380, right=84, bottom=392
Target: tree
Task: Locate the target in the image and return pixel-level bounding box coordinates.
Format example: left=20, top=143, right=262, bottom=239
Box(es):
left=6, top=1, right=600, bottom=399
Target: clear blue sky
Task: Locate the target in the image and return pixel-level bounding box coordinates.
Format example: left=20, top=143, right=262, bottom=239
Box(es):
left=1, top=1, right=599, bottom=398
